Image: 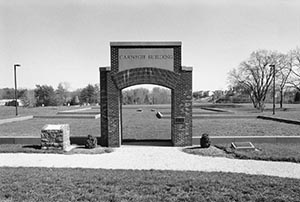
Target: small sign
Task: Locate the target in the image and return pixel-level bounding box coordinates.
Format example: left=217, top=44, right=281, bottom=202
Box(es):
left=231, top=142, right=255, bottom=150
left=175, top=117, right=185, bottom=124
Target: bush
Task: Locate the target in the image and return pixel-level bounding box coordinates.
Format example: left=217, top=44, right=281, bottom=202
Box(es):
left=200, top=133, right=211, bottom=148
left=85, top=135, right=97, bottom=149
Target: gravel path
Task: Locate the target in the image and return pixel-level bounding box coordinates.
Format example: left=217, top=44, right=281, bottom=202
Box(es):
left=1, top=146, right=300, bottom=179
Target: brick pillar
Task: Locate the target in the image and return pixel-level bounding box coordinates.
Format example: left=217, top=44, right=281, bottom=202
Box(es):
left=100, top=67, right=108, bottom=147
left=172, top=67, right=193, bottom=146
left=100, top=67, right=121, bottom=147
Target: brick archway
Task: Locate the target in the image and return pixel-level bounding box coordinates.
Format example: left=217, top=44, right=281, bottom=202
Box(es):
left=100, top=42, right=192, bottom=147
left=113, top=67, right=180, bottom=90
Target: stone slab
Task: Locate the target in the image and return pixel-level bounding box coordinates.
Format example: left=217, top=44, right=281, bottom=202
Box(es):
left=231, top=142, right=255, bottom=150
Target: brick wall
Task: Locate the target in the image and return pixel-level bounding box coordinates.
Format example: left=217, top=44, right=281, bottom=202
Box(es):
left=100, top=42, right=192, bottom=147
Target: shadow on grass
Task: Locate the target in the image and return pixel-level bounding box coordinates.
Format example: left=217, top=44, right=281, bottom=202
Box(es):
left=22, top=145, right=42, bottom=150
left=122, top=139, right=172, bottom=146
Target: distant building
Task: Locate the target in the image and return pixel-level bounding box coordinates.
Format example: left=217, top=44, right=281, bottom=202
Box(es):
left=0, top=99, right=23, bottom=106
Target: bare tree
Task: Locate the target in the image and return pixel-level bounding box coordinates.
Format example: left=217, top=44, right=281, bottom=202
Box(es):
left=276, top=55, right=292, bottom=108
left=228, top=50, right=285, bottom=111
left=288, top=47, right=300, bottom=91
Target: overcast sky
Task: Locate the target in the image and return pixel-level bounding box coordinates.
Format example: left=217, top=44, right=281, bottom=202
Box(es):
left=1, top=0, right=300, bottom=91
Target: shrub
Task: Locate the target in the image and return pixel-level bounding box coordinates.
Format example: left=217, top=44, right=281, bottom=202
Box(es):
left=200, top=133, right=211, bottom=148
left=85, top=135, right=97, bottom=149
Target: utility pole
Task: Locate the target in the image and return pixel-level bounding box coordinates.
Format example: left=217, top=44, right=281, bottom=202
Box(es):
left=14, top=64, right=21, bottom=116
left=270, top=65, right=275, bottom=115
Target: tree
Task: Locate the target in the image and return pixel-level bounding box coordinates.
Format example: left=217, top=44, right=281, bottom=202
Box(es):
left=122, top=88, right=149, bottom=105
left=79, top=84, right=98, bottom=104
left=0, top=88, right=26, bottom=99
left=121, top=87, right=171, bottom=105
left=228, top=50, right=286, bottom=111
left=288, top=47, right=300, bottom=91
left=276, top=56, right=292, bottom=108
left=150, top=87, right=171, bottom=104
left=55, top=82, right=71, bottom=106
left=34, top=85, right=57, bottom=106
left=70, top=89, right=81, bottom=105
left=20, top=89, right=36, bottom=107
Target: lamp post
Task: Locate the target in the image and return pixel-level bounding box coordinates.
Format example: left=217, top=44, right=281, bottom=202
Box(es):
left=270, top=64, right=275, bottom=115
left=14, top=64, right=21, bottom=116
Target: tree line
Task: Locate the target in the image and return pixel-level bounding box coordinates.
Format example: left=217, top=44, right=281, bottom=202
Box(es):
left=228, top=47, right=300, bottom=111
left=122, top=87, right=171, bottom=105
left=0, top=84, right=171, bottom=107
left=0, top=83, right=100, bottom=107
left=2, top=47, right=300, bottom=109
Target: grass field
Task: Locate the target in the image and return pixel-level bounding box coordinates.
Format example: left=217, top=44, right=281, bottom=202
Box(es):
left=0, top=118, right=100, bottom=137
left=0, top=167, right=300, bottom=202
left=216, top=143, right=300, bottom=163
left=0, top=106, right=88, bottom=119
left=184, top=143, right=300, bottom=163
left=1, top=104, right=300, bottom=138
left=1, top=105, right=300, bottom=201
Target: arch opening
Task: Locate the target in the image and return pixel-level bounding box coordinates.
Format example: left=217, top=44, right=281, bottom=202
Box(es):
left=121, top=84, right=172, bottom=146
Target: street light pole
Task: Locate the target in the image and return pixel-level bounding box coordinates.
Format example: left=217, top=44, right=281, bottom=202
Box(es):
left=14, top=64, right=21, bottom=116
left=270, top=65, right=275, bottom=115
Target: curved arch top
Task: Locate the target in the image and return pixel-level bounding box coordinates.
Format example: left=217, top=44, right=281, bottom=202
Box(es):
left=112, top=67, right=180, bottom=90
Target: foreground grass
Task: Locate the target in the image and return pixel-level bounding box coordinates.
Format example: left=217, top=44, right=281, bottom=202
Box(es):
left=0, top=167, right=300, bottom=202
left=215, top=143, right=300, bottom=163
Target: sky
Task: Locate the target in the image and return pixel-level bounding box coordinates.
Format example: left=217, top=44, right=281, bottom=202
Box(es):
left=1, top=0, right=300, bottom=91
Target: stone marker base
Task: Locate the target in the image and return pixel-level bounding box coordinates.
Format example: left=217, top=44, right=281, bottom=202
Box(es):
left=41, top=124, right=71, bottom=151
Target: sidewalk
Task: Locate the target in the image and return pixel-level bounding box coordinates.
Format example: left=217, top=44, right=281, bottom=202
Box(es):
left=0, top=116, right=33, bottom=125
left=0, top=146, right=300, bottom=179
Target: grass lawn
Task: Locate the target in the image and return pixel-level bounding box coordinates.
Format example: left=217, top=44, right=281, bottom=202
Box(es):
left=215, top=143, right=300, bottom=163
left=122, top=106, right=171, bottom=140
left=193, top=118, right=300, bottom=136
left=184, top=143, right=300, bottom=163
left=1, top=103, right=300, bottom=139
left=0, top=167, right=300, bottom=202
left=0, top=106, right=89, bottom=119
left=0, top=144, right=113, bottom=154
left=0, top=118, right=100, bottom=137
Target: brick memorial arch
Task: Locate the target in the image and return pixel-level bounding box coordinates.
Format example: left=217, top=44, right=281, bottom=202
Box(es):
left=100, top=42, right=192, bottom=147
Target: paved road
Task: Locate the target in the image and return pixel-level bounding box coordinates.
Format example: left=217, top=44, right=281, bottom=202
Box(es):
left=0, top=146, right=300, bottom=179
